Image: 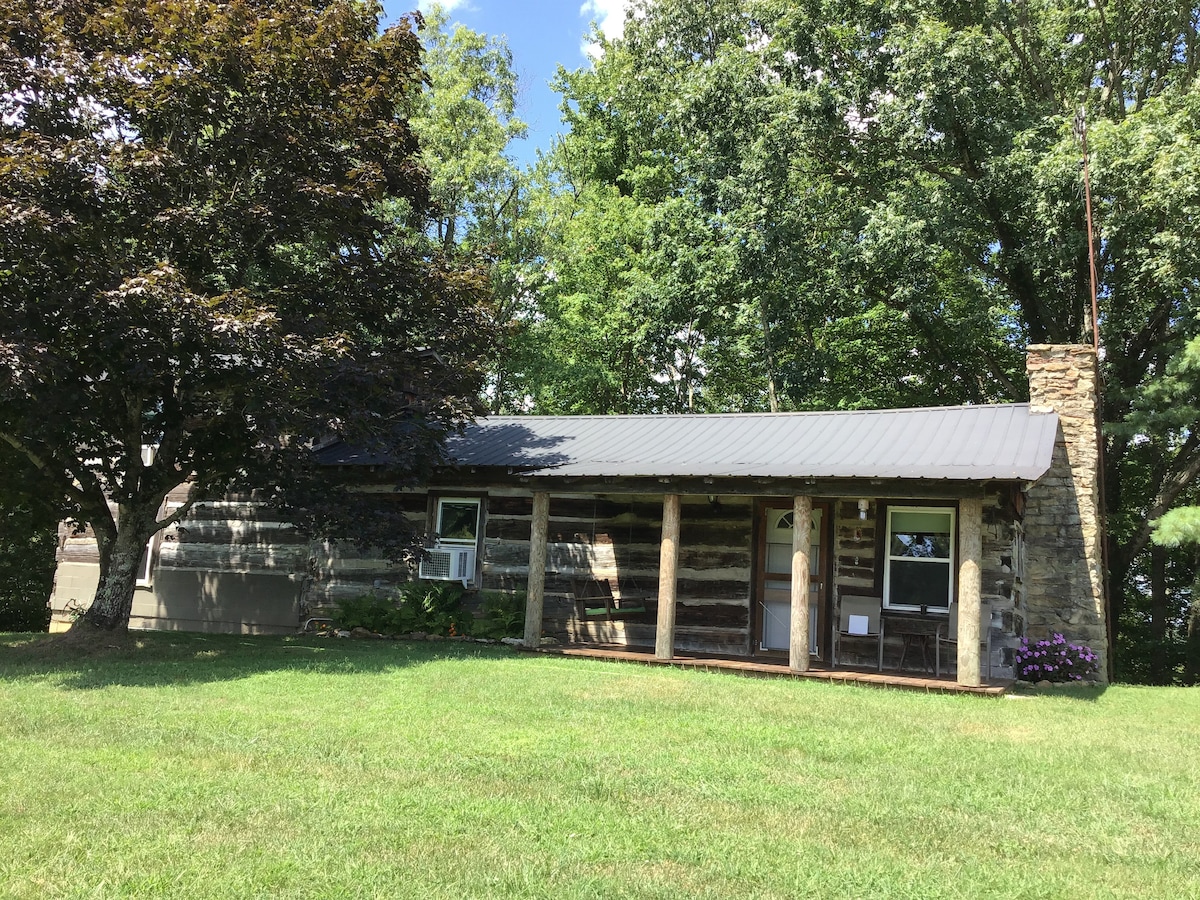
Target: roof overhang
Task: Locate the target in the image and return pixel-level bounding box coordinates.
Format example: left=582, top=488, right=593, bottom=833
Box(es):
left=318, top=404, right=1060, bottom=487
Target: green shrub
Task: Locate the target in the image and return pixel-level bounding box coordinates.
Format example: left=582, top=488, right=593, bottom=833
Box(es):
left=399, top=580, right=467, bottom=634
left=472, top=591, right=527, bottom=640
left=334, top=582, right=468, bottom=636
left=333, top=594, right=399, bottom=634
left=0, top=591, right=52, bottom=632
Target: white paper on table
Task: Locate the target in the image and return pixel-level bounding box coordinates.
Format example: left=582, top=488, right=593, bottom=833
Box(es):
left=847, top=614, right=869, bottom=636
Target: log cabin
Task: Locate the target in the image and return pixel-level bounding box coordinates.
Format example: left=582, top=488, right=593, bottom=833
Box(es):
left=49, top=344, right=1108, bottom=686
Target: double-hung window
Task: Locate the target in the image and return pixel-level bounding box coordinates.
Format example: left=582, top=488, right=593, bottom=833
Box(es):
left=884, top=506, right=955, bottom=611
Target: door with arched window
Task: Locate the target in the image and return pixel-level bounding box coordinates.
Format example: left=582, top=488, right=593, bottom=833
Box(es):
left=756, top=501, right=829, bottom=659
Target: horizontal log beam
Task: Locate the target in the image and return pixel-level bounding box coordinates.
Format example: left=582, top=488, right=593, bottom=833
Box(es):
left=420, top=473, right=1000, bottom=499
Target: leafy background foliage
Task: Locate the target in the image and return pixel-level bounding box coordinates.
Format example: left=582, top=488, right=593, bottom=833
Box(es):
left=0, top=449, right=55, bottom=631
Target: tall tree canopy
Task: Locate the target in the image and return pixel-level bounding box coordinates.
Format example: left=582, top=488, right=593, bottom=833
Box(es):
left=411, top=3, right=527, bottom=257
left=408, top=4, right=536, bottom=413
left=0, top=0, right=496, bottom=633
left=506, top=0, right=1200, bottom=680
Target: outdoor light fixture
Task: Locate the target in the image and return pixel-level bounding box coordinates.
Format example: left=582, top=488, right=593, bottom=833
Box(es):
left=858, top=499, right=870, bottom=519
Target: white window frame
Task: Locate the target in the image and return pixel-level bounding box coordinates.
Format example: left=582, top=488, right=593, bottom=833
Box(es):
left=433, top=497, right=482, bottom=548
left=883, top=505, right=955, bottom=612
left=129, top=445, right=159, bottom=587
left=135, top=540, right=154, bottom=588
left=764, top=508, right=823, bottom=579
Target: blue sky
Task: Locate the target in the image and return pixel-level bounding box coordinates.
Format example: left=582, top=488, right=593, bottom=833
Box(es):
left=380, top=1, right=631, bottom=164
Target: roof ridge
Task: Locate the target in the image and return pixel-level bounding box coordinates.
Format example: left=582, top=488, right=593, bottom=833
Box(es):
left=474, top=403, right=1034, bottom=422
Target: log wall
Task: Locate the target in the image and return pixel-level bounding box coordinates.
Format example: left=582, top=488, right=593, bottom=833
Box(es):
left=50, top=486, right=306, bottom=634
left=479, top=489, right=754, bottom=655
left=49, top=480, right=1023, bottom=675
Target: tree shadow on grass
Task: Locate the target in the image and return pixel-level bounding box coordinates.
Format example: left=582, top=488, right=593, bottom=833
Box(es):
left=0, top=631, right=521, bottom=690
left=1005, top=681, right=1109, bottom=702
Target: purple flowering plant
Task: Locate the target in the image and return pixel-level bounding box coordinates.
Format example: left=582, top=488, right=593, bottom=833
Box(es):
left=1014, top=633, right=1099, bottom=682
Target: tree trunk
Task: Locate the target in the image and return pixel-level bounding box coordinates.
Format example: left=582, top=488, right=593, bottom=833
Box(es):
left=1186, top=548, right=1200, bottom=686
left=71, top=505, right=157, bottom=633
left=1107, top=541, right=1130, bottom=674
left=759, top=293, right=779, bottom=412
left=1149, top=545, right=1169, bottom=684
left=490, top=367, right=507, bottom=415
left=1104, top=433, right=1128, bottom=673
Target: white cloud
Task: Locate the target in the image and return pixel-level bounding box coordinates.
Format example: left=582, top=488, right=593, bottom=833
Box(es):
left=580, top=0, right=631, bottom=57
left=580, top=0, right=630, bottom=40
left=416, top=0, right=470, bottom=14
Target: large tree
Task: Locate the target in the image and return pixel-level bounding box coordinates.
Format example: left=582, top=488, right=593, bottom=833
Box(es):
left=407, top=4, right=536, bottom=413
left=0, top=0, right=495, bottom=633
left=521, top=0, right=1200, bottom=679
left=531, top=0, right=1028, bottom=416
left=411, top=3, right=527, bottom=257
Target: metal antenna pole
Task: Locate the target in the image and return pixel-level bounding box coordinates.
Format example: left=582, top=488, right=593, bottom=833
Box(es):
left=1074, top=104, right=1112, bottom=680
left=1074, top=106, right=1101, bottom=350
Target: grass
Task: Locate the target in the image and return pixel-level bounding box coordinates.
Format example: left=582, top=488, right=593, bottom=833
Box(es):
left=1, top=633, right=1198, bottom=899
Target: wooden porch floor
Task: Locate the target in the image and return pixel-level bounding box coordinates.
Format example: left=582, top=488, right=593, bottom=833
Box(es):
left=526, top=644, right=1010, bottom=696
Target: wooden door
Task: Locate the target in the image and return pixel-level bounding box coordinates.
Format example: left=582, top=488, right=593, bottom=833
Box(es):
left=757, top=502, right=829, bottom=659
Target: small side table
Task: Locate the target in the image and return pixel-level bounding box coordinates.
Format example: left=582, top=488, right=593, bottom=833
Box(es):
left=882, top=612, right=943, bottom=673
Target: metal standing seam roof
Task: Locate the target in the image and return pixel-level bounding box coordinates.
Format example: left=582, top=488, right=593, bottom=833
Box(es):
left=420, top=403, right=1060, bottom=482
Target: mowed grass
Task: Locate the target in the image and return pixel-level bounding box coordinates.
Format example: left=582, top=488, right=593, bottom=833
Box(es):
left=1, top=634, right=1197, bottom=900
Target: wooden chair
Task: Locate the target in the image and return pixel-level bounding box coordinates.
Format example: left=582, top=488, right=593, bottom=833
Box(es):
left=833, top=595, right=883, bottom=671
left=935, top=600, right=992, bottom=678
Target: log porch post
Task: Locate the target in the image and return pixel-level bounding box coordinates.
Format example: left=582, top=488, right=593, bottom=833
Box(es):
left=957, top=497, right=984, bottom=686
left=790, top=495, right=812, bottom=672
left=655, top=493, right=681, bottom=660
left=523, top=490, right=550, bottom=648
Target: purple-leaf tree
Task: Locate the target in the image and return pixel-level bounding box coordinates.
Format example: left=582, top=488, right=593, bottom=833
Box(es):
left=0, top=0, right=496, bottom=634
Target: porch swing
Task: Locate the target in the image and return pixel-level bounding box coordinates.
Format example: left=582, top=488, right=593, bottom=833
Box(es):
left=571, top=497, right=655, bottom=622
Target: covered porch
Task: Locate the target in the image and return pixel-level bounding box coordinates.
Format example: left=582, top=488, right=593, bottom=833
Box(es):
left=519, top=488, right=1002, bottom=689
left=409, top=404, right=1060, bottom=689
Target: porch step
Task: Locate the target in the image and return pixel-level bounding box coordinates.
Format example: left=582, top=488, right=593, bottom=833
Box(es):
left=524, top=644, right=1010, bottom=696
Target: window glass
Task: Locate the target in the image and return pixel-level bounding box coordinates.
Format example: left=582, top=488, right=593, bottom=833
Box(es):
left=885, top=507, right=953, bottom=610
left=889, top=559, right=950, bottom=602
left=437, top=499, right=480, bottom=545
left=765, top=508, right=821, bottom=576
left=890, top=532, right=952, bottom=559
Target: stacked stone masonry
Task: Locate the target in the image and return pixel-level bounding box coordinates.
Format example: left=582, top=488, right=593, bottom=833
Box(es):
left=1023, top=344, right=1108, bottom=679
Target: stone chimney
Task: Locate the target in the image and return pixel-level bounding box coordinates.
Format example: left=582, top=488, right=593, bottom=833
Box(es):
left=1023, top=344, right=1108, bottom=679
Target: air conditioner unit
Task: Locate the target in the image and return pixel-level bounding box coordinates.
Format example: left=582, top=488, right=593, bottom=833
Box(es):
left=419, top=546, right=476, bottom=586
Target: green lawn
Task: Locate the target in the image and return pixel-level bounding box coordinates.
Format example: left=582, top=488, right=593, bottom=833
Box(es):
left=1, top=634, right=1197, bottom=899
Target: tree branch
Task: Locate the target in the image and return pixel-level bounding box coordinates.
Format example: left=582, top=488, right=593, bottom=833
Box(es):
left=152, top=486, right=199, bottom=534
left=1128, top=430, right=1200, bottom=561
left=0, top=431, right=89, bottom=509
